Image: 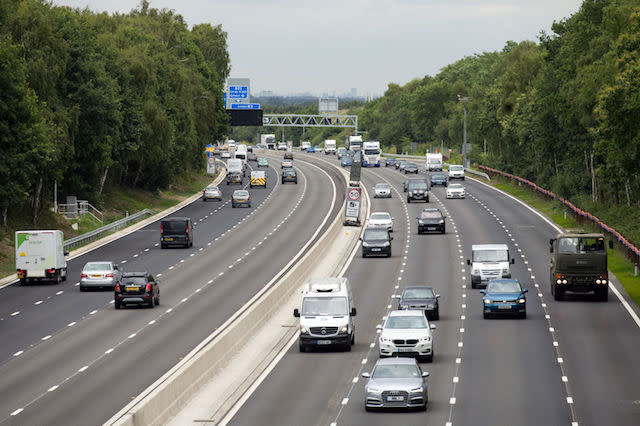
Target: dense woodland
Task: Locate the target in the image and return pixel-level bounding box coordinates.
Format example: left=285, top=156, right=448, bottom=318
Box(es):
left=361, top=0, right=640, bottom=211
left=0, top=0, right=230, bottom=226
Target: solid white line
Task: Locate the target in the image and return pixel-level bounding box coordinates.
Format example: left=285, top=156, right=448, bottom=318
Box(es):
left=10, top=408, right=23, bottom=416
left=48, top=385, right=59, bottom=392
left=78, top=366, right=88, bottom=372
left=13, top=351, right=23, bottom=356
left=10, top=311, right=19, bottom=316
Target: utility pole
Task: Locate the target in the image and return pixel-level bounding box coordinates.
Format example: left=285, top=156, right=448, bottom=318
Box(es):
left=457, top=95, right=470, bottom=168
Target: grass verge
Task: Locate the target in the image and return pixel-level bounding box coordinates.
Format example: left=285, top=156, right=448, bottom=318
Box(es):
left=485, top=175, right=640, bottom=307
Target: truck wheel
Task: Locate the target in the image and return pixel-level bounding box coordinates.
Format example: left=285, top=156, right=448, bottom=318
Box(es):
left=596, top=288, right=608, bottom=302
left=115, top=301, right=121, bottom=310
left=62, top=269, right=67, bottom=281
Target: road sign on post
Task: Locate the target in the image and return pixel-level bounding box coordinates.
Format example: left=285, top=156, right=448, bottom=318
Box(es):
left=344, top=186, right=361, bottom=226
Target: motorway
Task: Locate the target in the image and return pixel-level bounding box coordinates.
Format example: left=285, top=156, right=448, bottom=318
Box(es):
left=0, top=152, right=345, bottom=425
left=225, top=152, right=640, bottom=426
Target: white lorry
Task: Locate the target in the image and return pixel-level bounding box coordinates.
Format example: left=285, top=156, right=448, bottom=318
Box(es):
left=301, top=141, right=311, bottom=151
left=260, top=134, right=276, bottom=150
left=425, top=153, right=443, bottom=171
left=466, top=244, right=515, bottom=289
left=324, top=139, right=337, bottom=155
left=362, top=140, right=381, bottom=167
left=347, top=135, right=363, bottom=152
left=15, top=230, right=68, bottom=285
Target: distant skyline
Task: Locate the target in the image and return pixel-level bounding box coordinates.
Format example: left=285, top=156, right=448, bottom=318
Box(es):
left=52, top=0, right=584, bottom=96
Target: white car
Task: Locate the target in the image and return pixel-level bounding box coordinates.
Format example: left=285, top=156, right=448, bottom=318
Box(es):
left=448, top=164, right=465, bottom=180
left=378, top=310, right=436, bottom=362
left=368, top=212, right=393, bottom=232
left=282, top=159, right=293, bottom=168
left=373, top=183, right=392, bottom=198
left=446, top=183, right=465, bottom=199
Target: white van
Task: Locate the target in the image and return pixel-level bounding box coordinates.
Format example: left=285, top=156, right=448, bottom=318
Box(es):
left=226, top=158, right=245, bottom=176
left=467, top=244, right=515, bottom=288
left=235, top=144, right=248, bottom=161
left=294, top=277, right=356, bottom=352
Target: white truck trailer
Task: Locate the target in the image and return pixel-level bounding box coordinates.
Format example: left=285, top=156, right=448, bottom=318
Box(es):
left=15, top=230, right=68, bottom=284
left=347, top=135, right=363, bottom=152
left=425, top=153, right=443, bottom=171
left=260, top=134, right=276, bottom=150
left=362, top=140, right=381, bottom=167
left=324, top=139, right=337, bottom=155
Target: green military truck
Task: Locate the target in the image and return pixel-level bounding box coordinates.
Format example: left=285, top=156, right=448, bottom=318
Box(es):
left=549, top=232, right=612, bottom=301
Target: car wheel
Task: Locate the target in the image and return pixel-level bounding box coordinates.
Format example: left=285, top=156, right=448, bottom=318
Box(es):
left=471, top=281, right=477, bottom=289
left=155, top=295, right=160, bottom=306
left=344, top=343, right=351, bottom=352
left=483, top=312, right=489, bottom=319
left=161, top=244, right=166, bottom=249
left=425, top=353, right=433, bottom=363
left=80, top=285, right=87, bottom=292
left=442, top=226, right=446, bottom=234
left=299, top=343, right=306, bottom=353
left=148, top=297, right=154, bottom=308
left=553, top=286, right=564, bottom=301
left=232, top=204, right=236, bottom=208
left=521, top=311, right=527, bottom=319
left=351, top=334, right=355, bottom=345
left=362, top=251, right=367, bottom=258
left=407, top=198, right=411, bottom=203
left=434, top=309, right=439, bottom=321
left=365, top=406, right=373, bottom=412
left=115, top=301, right=121, bottom=310
left=596, top=287, right=608, bottom=301
left=387, top=252, right=391, bottom=258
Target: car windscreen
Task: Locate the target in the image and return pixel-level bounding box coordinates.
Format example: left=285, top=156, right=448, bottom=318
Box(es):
left=162, top=220, right=186, bottom=233
left=420, top=211, right=441, bottom=219
left=405, top=163, right=417, bottom=168
left=370, top=213, right=390, bottom=220
left=205, top=187, right=219, bottom=192
left=284, top=170, right=296, bottom=176
left=84, top=262, right=112, bottom=271
left=449, top=184, right=463, bottom=189
left=375, top=183, right=390, bottom=189
left=403, top=288, right=435, bottom=299
left=343, top=156, right=353, bottom=161
left=487, top=281, right=521, bottom=293
left=122, top=277, right=146, bottom=285
left=473, top=249, right=508, bottom=262
left=432, top=175, right=445, bottom=180
left=385, top=315, right=428, bottom=329
left=450, top=165, right=463, bottom=171
left=301, top=296, right=348, bottom=315
left=234, top=191, right=249, bottom=197
left=408, top=183, right=428, bottom=190
left=372, top=364, right=420, bottom=379
left=557, top=237, right=605, bottom=254
left=363, top=229, right=389, bottom=240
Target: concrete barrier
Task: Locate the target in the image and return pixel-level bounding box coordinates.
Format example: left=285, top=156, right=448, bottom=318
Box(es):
left=105, top=156, right=363, bottom=426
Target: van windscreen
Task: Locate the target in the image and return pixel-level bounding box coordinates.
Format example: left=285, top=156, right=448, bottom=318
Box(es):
left=302, top=296, right=348, bottom=315
left=473, top=249, right=508, bottom=262
left=162, top=221, right=186, bottom=233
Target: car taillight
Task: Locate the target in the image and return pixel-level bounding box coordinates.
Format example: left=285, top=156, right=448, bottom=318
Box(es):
left=145, top=283, right=152, bottom=292
left=105, top=273, right=114, bottom=278
left=115, top=283, right=120, bottom=292
left=81, top=273, right=88, bottom=278
left=161, top=224, right=163, bottom=234
left=186, top=224, right=189, bottom=235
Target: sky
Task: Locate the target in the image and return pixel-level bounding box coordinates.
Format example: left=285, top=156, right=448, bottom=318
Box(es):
left=52, top=0, right=584, bottom=96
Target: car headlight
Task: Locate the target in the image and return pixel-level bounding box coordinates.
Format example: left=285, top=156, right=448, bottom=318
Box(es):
left=399, top=304, right=408, bottom=309
left=410, top=386, right=424, bottom=392
left=362, top=242, right=371, bottom=247
left=383, top=242, right=390, bottom=247
left=518, top=298, right=526, bottom=303
left=439, top=220, right=444, bottom=224
left=426, top=304, right=435, bottom=309
left=300, top=326, right=308, bottom=334
left=419, top=336, right=431, bottom=342
left=367, top=386, right=382, bottom=393
left=380, top=336, right=392, bottom=343
left=408, top=191, right=413, bottom=196
left=484, top=299, right=491, bottom=304
left=502, top=268, right=509, bottom=274
left=340, top=325, right=349, bottom=333
left=472, top=268, right=479, bottom=274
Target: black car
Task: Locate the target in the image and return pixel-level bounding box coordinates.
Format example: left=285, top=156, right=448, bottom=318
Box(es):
left=247, top=152, right=258, bottom=161
left=430, top=173, right=448, bottom=187
left=407, top=181, right=429, bottom=203
left=284, top=152, right=293, bottom=160
left=404, top=178, right=427, bottom=192
left=417, top=208, right=446, bottom=234
left=282, top=168, right=298, bottom=184
left=115, top=272, right=160, bottom=309
left=385, top=158, right=397, bottom=167
left=160, top=217, right=193, bottom=248
left=360, top=227, right=393, bottom=258
left=404, top=163, right=419, bottom=174
left=398, top=286, right=440, bottom=320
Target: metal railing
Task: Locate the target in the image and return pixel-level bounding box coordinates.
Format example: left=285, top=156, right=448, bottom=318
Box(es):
left=64, top=209, right=153, bottom=251
left=57, top=200, right=104, bottom=223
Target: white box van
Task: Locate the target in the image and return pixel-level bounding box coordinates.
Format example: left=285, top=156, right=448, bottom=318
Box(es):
left=226, top=158, right=245, bottom=176
left=15, top=230, right=68, bottom=284
left=294, top=277, right=356, bottom=352
left=467, top=244, right=514, bottom=288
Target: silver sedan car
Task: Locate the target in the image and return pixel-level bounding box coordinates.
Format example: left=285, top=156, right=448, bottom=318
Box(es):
left=373, top=183, right=392, bottom=198
left=203, top=186, right=222, bottom=201
left=80, top=261, right=121, bottom=291
left=362, top=357, right=429, bottom=411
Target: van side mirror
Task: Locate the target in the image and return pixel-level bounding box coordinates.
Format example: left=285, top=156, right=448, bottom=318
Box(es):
left=466, top=259, right=471, bottom=266
left=429, top=324, right=436, bottom=330
left=293, top=309, right=300, bottom=318
left=361, top=372, right=371, bottom=378
left=376, top=324, right=382, bottom=330
left=511, top=258, right=515, bottom=264
left=523, top=289, right=529, bottom=293
left=351, top=307, right=357, bottom=317
left=609, top=241, right=614, bottom=249
left=435, top=294, right=440, bottom=299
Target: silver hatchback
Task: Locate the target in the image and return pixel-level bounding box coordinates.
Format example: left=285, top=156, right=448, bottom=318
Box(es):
left=80, top=261, right=121, bottom=291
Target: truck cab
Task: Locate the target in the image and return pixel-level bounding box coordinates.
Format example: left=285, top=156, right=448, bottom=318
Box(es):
left=467, top=244, right=514, bottom=288
left=550, top=232, right=610, bottom=301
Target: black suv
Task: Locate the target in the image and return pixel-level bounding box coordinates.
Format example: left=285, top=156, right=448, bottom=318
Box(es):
left=115, top=272, right=160, bottom=309
left=404, top=162, right=419, bottom=174
left=417, top=208, right=446, bottom=234
left=360, top=227, right=393, bottom=258
left=398, top=285, right=440, bottom=320
left=161, top=217, right=193, bottom=248
left=282, top=168, right=298, bottom=184
left=407, top=181, right=429, bottom=203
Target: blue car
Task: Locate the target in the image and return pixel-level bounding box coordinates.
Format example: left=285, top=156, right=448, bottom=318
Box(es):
left=307, top=146, right=315, bottom=153
left=481, top=279, right=528, bottom=319
left=341, top=156, right=353, bottom=167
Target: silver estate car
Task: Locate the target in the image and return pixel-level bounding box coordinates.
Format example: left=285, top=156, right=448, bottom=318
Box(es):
left=362, top=357, right=429, bottom=411
left=80, top=261, right=121, bottom=291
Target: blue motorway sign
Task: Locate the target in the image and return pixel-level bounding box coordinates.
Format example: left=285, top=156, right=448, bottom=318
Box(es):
left=228, top=85, right=248, bottom=99
left=223, top=92, right=227, bottom=108
left=230, top=103, right=260, bottom=110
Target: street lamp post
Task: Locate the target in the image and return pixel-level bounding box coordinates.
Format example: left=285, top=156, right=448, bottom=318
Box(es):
left=457, top=95, right=470, bottom=168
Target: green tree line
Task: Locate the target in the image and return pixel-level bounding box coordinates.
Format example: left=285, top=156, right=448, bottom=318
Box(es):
left=360, top=0, right=640, bottom=210
left=0, top=0, right=230, bottom=226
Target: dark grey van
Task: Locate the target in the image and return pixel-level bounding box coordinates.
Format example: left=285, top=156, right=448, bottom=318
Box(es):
left=160, top=217, right=193, bottom=248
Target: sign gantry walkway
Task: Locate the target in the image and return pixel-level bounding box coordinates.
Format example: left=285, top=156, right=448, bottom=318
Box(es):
left=262, top=114, right=358, bottom=132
